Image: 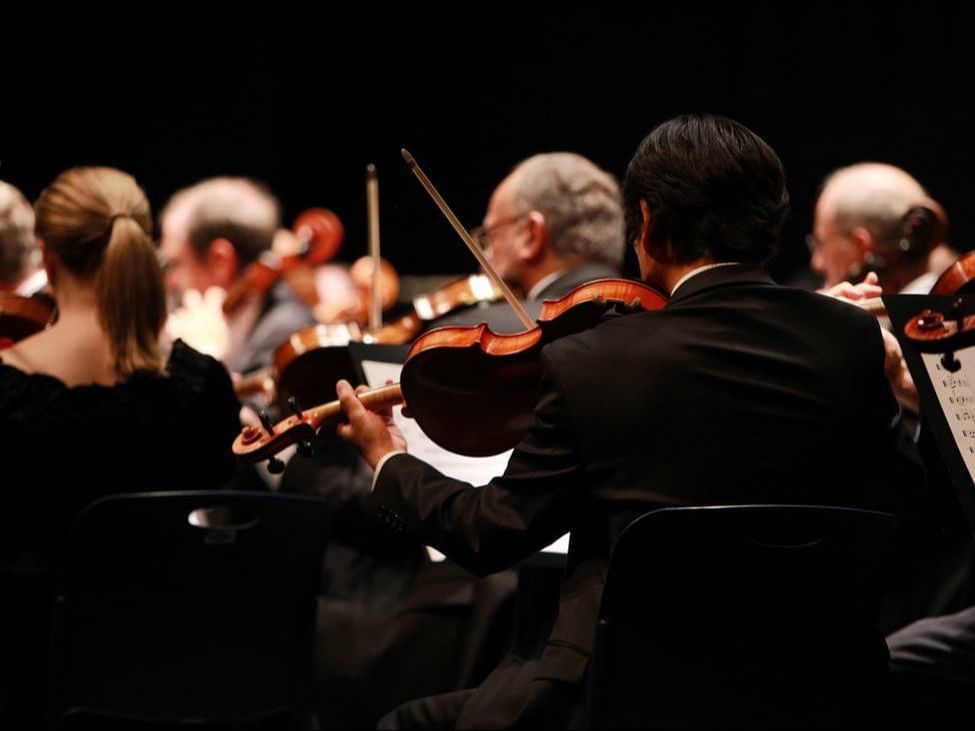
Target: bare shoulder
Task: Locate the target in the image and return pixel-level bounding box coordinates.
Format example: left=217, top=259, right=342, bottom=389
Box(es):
left=3, top=326, right=118, bottom=385
left=0, top=343, right=31, bottom=372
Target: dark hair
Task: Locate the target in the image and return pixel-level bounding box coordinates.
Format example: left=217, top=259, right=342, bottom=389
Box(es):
left=622, top=114, right=790, bottom=265
left=162, top=177, right=280, bottom=269
left=187, top=219, right=273, bottom=269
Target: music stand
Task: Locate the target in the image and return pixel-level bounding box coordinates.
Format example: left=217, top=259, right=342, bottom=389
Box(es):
left=886, top=293, right=975, bottom=533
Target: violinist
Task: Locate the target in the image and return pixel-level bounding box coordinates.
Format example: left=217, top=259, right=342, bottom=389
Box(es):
left=335, top=114, right=925, bottom=729
left=433, top=152, right=624, bottom=334
left=159, top=177, right=315, bottom=376
left=0, top=179, right=42, bottom=294
left=809, top=163, right=953, bottom=294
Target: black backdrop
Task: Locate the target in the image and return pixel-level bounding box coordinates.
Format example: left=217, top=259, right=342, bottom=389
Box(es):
left=2, top=5, right=973, bottom=284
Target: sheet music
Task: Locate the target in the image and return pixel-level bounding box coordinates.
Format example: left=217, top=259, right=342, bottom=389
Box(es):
left=921, top=350, right=975, bottom=482
left=361, top=359, right=569, bottom=555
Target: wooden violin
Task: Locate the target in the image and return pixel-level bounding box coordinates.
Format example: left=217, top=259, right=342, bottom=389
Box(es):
left=930, top=251, right=975, bottom=297
left=0, top=293, right=57, bottom=349
left=234, top=272, right=505, bottom=406
left=233, top=277, right=667, bottom=462
left=222, top=208, right=344, bottom=315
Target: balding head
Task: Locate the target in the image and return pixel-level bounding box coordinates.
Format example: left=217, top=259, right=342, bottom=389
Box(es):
left=811, top=163, right=943, bottom=288
left=817, top=163, right=931, bottom=237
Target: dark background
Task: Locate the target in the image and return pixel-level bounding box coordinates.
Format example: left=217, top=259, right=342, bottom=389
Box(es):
left=2, top=5, right=973, bottom=284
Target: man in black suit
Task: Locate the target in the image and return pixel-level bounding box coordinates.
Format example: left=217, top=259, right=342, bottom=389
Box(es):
left=434, top=152, right=625, bottom=334
left=336, top=114, right=925, bottom=729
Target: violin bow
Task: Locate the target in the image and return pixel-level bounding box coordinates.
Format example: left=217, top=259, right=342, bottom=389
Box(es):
left=366, top=163, right=383, bottom=332
left=401, top=149, right=534, bottom=330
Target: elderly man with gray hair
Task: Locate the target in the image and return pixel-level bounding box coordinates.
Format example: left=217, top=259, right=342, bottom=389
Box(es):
left=437, top=152, right=626, bottom=333
left=809, top=162, right=951, bottom=294
left=0, top=180, right=41, bottom=294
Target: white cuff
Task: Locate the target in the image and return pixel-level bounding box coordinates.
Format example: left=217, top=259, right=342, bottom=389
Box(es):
left=371, top=450, right=408, bottom=492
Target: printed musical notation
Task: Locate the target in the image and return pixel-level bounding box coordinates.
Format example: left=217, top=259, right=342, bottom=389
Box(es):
left=923, top=350, right=975, bottom=469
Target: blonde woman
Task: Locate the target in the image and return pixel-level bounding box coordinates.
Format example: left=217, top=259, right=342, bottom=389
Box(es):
left=0, top=167, right=240, bottom=728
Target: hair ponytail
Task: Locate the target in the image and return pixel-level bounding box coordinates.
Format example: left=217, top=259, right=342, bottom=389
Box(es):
left=95, top=215, right=166, bottom=375
left=36, top=166, right=166, bottom=376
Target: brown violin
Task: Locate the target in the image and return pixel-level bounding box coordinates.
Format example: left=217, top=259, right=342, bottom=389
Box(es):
left=238, top=272, right=506, bottom=406
left=222, top=208, right=344, bottom=315
left=233, top=278, right=667, bottom=463
left=0, top=293, right=57, bottom=349
left=930, top=251, right=975, bottom=297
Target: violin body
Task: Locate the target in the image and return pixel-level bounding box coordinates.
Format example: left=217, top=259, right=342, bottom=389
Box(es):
left=0, top=293, right=57, bottom=349
left=930, top=251, right=975, bottom=296
left=401, top=279, right=668, bottom=455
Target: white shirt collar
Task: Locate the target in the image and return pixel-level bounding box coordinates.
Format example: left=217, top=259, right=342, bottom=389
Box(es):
left=670, top=262, right=740, bottom=296
left=527, top=270, right=567, bottom=300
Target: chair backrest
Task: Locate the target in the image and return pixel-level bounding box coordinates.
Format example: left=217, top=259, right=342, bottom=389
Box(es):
left=48, top=491, right=330, bottom=728
left=585, top=504, right=897, bottom=730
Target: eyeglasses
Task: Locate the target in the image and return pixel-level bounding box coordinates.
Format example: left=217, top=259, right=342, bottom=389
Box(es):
left=805, top=233, right=821, bottom=255
left=470, top=214, right=528, bottom=251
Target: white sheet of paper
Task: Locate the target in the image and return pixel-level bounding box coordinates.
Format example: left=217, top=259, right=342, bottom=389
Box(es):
left=361, top=359, right=569, bottom=555
left=921, top=350, right=975, bottom=483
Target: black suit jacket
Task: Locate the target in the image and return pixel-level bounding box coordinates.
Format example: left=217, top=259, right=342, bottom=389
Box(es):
left=372, top=264, right=925, bottom=686
left=432, top=262, right=620, bottom=334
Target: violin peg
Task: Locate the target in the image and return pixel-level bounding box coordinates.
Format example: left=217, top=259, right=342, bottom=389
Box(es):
left=267, top=456, right=286, bottom=475
left=258, top=410, right=275, bottom=436
left=951, top=297, right=965, bottom=324
left=942, top=351, right=962, bottom=373
left=288, top=395, right=303, bottom=419
left=297, top=439, right=314, bottom=458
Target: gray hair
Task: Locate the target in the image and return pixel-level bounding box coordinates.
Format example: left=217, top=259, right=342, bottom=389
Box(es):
left=822, top=163, right=930, bottom=243
left=0, top=180, right=37, bottom=287
left=511, top=153, right=625, bottom=269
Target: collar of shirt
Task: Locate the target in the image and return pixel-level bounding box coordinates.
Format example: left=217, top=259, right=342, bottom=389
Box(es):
left=527, top=270, right=566, bottom=300
left=670, top=262, right=741, bottom=296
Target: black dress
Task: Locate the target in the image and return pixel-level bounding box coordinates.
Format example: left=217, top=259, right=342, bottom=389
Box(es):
left=0, top=339, right=241, bottom=728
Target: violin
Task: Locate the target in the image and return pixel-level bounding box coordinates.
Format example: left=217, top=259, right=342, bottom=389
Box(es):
left=222, top=208, right=344, bottom=315
left=233, top=278, right=667, bottom=465
left=0, top=293, right=57, bottom=349
left=236, top=273, right=505, bottom=407
left=930, top=251, right=975, bottom=297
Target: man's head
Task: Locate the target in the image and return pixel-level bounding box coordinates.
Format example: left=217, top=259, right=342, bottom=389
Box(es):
left=159, top=177, right=280, bottom=296
left=811, top=163, right=942, bottom=289
left=622, top=114, right=789, bottom=290
left=0, top=180, right=38, bottom=292
left=474, top=153, right=624, bottom=294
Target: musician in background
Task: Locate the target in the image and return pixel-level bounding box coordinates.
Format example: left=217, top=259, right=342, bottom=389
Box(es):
left=434, top=152, right=626, bottom=333
left=809, top=162, right=954, bottom=294
left=0, top=180, right=42, bottom=294
left=160, top=176, right=314, bottom=375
